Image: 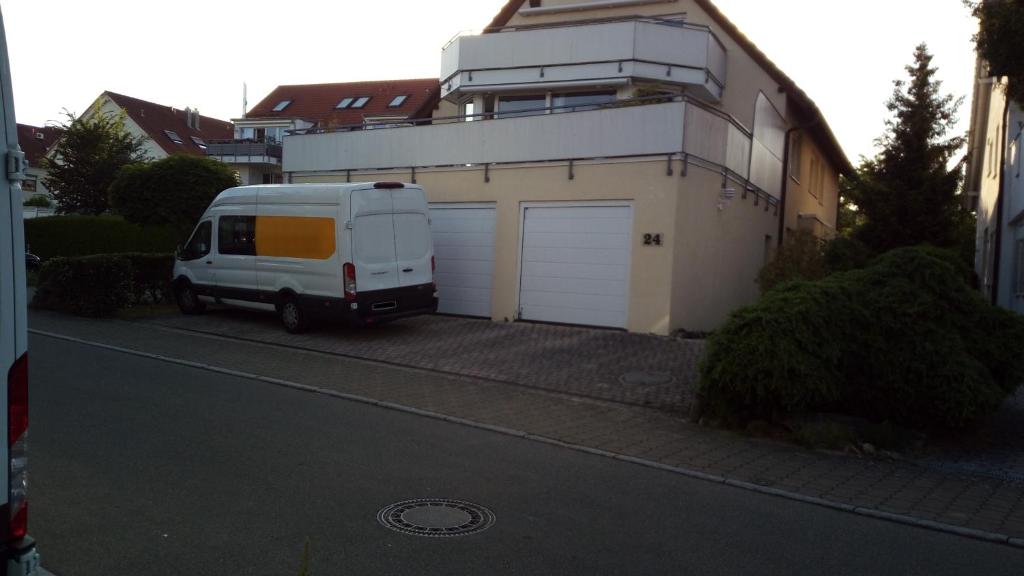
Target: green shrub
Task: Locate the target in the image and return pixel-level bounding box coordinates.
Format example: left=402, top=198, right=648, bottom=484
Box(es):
left=822, top=236, right=871, bottom=273
left=757, top=230, right=826, bottom=293
left=32, top=255, right=132, bottom=317
left=122, top=253, right=175, bottom=304
left=24, top=215, right=180, bottom=260
left=699, top=246, right=1024, bottom=430
left=22, top=195, right=51, bottom=208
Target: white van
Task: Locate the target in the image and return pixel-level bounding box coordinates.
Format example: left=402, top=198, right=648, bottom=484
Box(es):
left=172, top=182, right=438, bottom=333
left=0, top=7, right=40, bottom=575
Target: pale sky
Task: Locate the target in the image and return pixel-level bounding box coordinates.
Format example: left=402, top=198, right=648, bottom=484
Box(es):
left=3, top=0, right=979, bottom=164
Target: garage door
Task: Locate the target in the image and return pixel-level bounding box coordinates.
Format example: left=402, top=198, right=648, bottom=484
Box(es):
left=429, top=204, right=496, bottom=317
left=519, top=205, right=632, bottom=328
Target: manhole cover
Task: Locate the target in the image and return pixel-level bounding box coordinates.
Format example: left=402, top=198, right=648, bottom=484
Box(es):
left=618, top=371, right=675, bottom=386
left=377, top=499, right=495, bottom=537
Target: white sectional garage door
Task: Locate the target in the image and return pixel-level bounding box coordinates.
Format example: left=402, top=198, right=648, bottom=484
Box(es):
left=519, top=204, right=632, bottom=329
left=429, top=204, right=496, bottom=317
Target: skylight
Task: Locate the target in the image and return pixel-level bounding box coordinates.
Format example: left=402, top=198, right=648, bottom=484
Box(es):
left=336, top=97, right=355, bottom=109
left=190, top=136, right=207, bottom=149
left=164, top=130, right=184, bottom=144
left=388, top=95, right=409, bottom=108
left=351, top=97, right=371, bottom=109
left=272, top=100, right=292, bottom=112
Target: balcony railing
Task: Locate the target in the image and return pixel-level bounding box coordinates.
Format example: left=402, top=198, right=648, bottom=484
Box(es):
left=440, top=17, right=727, bottom=102
left=283, top=96, right=780, bottom=202
left=205, top=140, right=283, bottom=163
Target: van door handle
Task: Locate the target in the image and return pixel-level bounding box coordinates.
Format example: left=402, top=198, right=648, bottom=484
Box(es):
left=402, top=268, right=414, bottom=273
left=205, top=261, right=213, bottom=265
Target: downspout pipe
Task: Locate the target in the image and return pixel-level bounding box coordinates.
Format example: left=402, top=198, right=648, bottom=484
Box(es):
left=991, top=97, right=1012, bottom=306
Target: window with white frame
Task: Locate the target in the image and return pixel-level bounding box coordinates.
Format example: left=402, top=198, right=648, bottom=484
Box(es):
left=789, top=132, right=802, bottom=183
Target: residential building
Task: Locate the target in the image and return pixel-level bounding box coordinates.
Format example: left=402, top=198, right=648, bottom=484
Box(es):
left=15, top=123, right=61, bottom=202
left=281, top=0, right=852, bottom=335
left=80, top=91, right=233, bottom=161
left=209, top=80, right=440, bottom=185
left=967, top=58, right=1023, bottom=312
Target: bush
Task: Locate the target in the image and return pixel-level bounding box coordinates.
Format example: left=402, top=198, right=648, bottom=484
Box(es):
left=122, top=253, right=175, bottom=304
left=24, top=215, right=180, bottom=260
left=757, top=230, right=827, bottom=293
left=109, top=155, right=238, bottom=234
left=699, top=246, right=1024, bottom=430
left=32, top=255, right=132, bottom=317
left=22, top=195, right=51, bottom=208
left=822, top=236, right=871, bottom=273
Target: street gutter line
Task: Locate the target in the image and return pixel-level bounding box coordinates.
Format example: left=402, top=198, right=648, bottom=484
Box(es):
left=29, top=328, right=1024, bottom=551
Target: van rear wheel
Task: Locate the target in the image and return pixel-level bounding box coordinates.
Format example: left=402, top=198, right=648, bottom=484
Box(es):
left=279, top=296, right=308, bottom=334
left=175, top=282, right=206, bottom=315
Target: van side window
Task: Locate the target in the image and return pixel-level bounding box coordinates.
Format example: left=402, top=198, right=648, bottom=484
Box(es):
left=181, top=221, right=212, bottom=261
left=218, top=216, right=257, bottom=256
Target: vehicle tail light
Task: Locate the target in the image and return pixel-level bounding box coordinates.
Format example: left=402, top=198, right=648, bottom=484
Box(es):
left=431, top=256, right=436, bottom=275
left=8, top=353, right=28, bottom=542
left=343, top=263, right=357, bottom=301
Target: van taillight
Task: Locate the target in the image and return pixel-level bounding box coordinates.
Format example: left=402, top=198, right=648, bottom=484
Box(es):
left=373, top=182, right=405, bottom=189
left=431, top=256, right=436, bottom=274
left=343, top=263, right=357, bottom=301
left=7, top=353, right=28, bottom=542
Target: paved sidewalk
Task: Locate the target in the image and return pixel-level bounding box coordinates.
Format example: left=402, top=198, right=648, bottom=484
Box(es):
left=29, top=311, right=1024, bottom=545
left=145, top=308, right=705, bottom=411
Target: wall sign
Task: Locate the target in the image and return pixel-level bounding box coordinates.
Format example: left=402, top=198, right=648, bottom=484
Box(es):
left=643, top=233, right=663, bottom=246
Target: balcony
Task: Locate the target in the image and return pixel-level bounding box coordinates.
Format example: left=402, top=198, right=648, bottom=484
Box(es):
left=440, top=18, right=727, bottom=103
left=283, top=98, right=764, bottom=195
left=206, top=140, right=283, bottom=166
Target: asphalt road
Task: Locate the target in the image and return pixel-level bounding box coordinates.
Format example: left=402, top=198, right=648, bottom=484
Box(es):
left=28, top=334, right=1024, bottom=575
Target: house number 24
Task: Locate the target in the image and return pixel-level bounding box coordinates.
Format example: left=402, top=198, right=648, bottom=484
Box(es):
left=643, top=233, right=663, bottom=246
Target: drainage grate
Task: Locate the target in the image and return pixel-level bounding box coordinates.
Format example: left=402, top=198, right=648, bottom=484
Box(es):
left=377, top=499, right=495, bottom=537
left=618, top=371, right=675, bottom=386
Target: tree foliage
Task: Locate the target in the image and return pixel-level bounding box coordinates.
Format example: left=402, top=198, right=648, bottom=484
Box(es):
left=43, top=110, right=149, bottom=215
left=967, top=0, right=1024, bottom=102
left=109, top=155, right=239, bottom=234
left=848, top=44, right=967, bottom=256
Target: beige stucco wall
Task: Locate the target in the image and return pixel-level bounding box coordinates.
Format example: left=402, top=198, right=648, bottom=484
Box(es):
left=783, top=133, right=840, bottom=239
left=294, top=156, right=774, bottom=334
left=503, top=0, right=786, bottom=130
left=672, top=164, right=777, bottom=331
left=972, top=79, right=1008, bottom=294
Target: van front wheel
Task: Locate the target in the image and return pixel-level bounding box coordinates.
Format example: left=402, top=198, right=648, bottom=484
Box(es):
left=279, top=296, right=308, bottom=334
left=175, top=282, right=206, bottom=315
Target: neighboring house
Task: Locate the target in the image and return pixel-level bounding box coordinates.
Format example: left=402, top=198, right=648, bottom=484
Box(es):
left=208, top=79, right=440, bottom=185
left=15, top=123, right=61, bottom=202
left=967, top=59, right=1024, bottom=312
left=79, top=91, right=233, bottom=161
left=280, top=0, right=852, bottom=335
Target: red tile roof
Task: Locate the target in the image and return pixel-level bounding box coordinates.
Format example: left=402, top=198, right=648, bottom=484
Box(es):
left=486, top=0, right=852, bottom=175
left=245, top=79, right=441, bottom=127
left=16, top=124, right=62, bottom=167
left=104, top=92, right=234, bottom=157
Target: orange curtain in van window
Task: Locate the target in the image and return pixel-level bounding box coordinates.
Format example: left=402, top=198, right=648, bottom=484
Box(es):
left=255, top=216, right=336, bottom=260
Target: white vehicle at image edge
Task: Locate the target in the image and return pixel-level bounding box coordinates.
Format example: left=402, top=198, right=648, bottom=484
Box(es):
left=0, top=7, right=40, bottom=576
left=172, top=182, right=439, bottom=333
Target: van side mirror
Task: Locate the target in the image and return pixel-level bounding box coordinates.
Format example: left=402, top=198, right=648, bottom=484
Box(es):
left=175, top=245, right=184, bottom=260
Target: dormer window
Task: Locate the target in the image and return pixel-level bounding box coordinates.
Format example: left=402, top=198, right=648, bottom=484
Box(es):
left=336, top=97, right=355, bottom=109
left=351, top=97, right=371, bottom=109
left=388, top=95, right=409, bottom=108
left=164, top=130, right=184, bottom=144
left=272, top=100, right=292, bottom=112
left=191, top=136, right=207, bottom=149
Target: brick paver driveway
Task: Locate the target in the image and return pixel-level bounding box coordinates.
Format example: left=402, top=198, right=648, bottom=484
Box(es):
left=145, top=309, right=705, bottom=412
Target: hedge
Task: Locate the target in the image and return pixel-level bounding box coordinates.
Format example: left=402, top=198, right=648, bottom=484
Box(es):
left=24, top=215, right=180, bottom=260
left=32, top=253, right=175, bottom=316
left=698, top=246, right=1024, bottom=430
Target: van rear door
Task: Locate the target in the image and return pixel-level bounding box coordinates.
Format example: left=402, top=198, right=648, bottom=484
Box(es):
left=392, top=188, right=432, bottom=288
left=350, top=188, right=399, bottom=293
